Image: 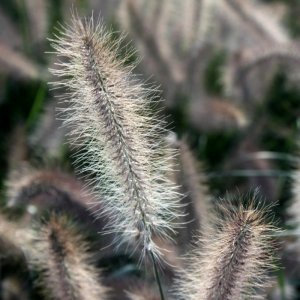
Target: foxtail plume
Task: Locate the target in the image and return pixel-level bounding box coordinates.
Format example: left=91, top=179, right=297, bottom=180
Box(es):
left=49, top=14, right=180, bottom=259
left=174, top=198, right=277, bottom=300
left=30, top=215, right=108, bottom=300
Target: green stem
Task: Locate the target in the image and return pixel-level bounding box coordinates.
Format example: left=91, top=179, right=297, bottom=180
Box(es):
left=149, top=251, right=165, bottom=300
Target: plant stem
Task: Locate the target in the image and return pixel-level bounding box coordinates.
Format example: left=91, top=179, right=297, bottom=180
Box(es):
left=150, top=250, right=165, bottom=300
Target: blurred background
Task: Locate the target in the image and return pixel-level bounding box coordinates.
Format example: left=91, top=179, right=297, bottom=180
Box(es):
left=1, top=0, right=300, bottom=299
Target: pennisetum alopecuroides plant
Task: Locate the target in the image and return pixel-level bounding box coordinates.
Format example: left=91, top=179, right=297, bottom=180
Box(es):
left=45, top=11, right=279, bottom=300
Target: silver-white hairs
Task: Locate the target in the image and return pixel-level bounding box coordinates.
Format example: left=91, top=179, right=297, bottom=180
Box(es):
left=173, top=198, right=277, bottom=300
left=49, top=14, right=181, bottom=260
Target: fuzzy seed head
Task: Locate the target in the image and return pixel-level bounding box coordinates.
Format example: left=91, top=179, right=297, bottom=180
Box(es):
left=174, top=199, right=277, bottom=300
left=49, top=14, right=180, bottom=260
left=30, top=215, right=108, bottom=300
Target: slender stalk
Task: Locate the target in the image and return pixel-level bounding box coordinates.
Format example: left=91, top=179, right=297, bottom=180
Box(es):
left=150, top=250, right=165, bottom=300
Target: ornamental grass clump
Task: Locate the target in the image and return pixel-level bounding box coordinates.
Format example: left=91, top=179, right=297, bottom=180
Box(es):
left=46, top=12, right=280, bottom=300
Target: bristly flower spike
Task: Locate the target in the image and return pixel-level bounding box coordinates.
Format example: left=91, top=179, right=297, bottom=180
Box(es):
left=174, top=198, right=277, bottom=300
left=30, top=215, right=109, bottom=300
left=49, top=13, right=180, bottom=261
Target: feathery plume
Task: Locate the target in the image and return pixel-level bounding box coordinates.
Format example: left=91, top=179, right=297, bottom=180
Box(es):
left=0, top=213, right=108, bottom=300
left=223, top=0, right=289, bottom=45
left=5, top=168, right=117, bottom=258
left=0, top=214, right=33, bottom=292
left=174, top=198, right=277, bottom=300
left=187, top=98, right=248, bottom=131
left=7, top=168, right=94, bottom=211
left=6, top=168, right=97, bottom=220
left=224, top=46, right=300, bottom=103
left=49, top=14, right=180, bottom=259
left=30, top=215, right=108, bottom=300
